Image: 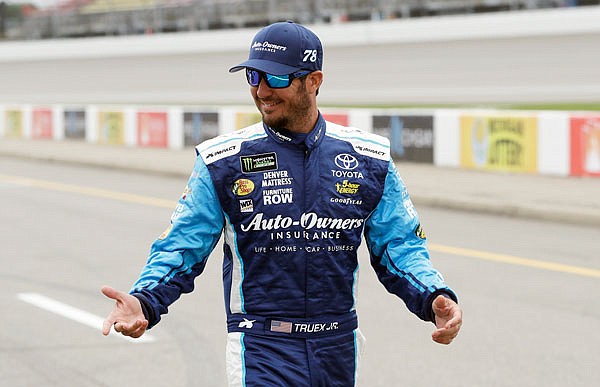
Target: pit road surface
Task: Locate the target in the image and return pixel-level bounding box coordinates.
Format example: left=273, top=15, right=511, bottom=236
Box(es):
left=1, top=158, right=598, bottom=386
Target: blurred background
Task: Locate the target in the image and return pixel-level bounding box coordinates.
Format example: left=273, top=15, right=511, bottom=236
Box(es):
left=0, top=0, right=594, bottom=40
left=1, top=2, right=599, bottom=387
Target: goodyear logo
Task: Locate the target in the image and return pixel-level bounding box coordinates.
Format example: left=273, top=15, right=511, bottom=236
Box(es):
left=335, top=180, right=360, bottom=195
left=232, top=179, right=255, bottom=196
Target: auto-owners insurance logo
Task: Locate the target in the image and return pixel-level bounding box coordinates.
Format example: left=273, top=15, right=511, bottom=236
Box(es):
left=334, top=154, right=359, bottom=170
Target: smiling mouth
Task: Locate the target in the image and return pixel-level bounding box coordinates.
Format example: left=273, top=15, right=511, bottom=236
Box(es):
left=260, top=100, right=280, bottom=111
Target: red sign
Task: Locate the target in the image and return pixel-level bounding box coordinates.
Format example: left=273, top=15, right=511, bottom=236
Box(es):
left=323, top=113, right=349, bottom=126
left=138, top=112, right=168, bottom=147
left=570, top=116, right=600, bottom=176
left=32, top=108, right=53, bottom=139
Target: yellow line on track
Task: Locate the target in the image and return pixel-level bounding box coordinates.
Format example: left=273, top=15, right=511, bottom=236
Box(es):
left=0, top=173, right=175, bottom=209
left=2, top=173, right=598, bottom=279
left=429, top=243, right=600, bottom=279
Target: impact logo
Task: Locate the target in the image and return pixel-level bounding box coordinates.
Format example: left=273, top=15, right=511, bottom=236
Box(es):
left=334, top=154, right=359, bottom=170
left=205, top=145, right=237, bottom=160
left=232, top=179, right=255, bottom=196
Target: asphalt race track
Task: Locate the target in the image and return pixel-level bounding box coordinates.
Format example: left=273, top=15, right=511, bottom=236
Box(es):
left=1, top=158, right=598, bottom=387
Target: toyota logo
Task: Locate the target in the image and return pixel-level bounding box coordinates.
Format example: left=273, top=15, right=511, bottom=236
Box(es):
left=334, top=154, right=359, bottom=170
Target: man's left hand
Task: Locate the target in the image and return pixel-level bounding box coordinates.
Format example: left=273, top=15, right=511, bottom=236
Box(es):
left=431, top=295, right=462, bottom=345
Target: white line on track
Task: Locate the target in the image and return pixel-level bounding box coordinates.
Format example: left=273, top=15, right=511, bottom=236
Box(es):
left=17, top=292, right=156, bottom=344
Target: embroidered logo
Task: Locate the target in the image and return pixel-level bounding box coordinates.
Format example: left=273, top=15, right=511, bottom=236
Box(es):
left=238, top=318, right=256, bottom=329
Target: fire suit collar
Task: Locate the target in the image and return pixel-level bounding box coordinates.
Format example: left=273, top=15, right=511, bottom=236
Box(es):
left=263, top=112, right=326, bottom=151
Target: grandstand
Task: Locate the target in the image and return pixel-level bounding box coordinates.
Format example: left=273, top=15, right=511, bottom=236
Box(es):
left=3, top=0, right=598, bottom=40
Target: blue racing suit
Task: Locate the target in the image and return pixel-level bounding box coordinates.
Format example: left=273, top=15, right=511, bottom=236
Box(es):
left=130, top=113, right=457, bottom=386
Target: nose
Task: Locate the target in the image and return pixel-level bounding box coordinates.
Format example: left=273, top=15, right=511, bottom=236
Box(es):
left=256, top=78, right=274, bottom=99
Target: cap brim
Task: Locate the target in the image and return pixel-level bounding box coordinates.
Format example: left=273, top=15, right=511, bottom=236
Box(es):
left=229, top=59, right=301, bottom=75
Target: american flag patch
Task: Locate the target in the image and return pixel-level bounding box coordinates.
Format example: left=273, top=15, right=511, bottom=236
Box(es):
left=270, top=320, right=292, bottom=333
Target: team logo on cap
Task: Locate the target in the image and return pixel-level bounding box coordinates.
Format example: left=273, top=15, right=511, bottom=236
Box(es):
left=251, top=41, right=288, bottom=53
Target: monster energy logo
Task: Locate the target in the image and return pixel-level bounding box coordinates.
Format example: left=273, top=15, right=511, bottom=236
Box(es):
left=240, top=152, right=278, bottom=173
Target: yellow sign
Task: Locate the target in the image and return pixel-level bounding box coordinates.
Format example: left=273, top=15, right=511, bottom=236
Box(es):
left=235, top=112, right=261, bottom=130
left=460, top=115, right=537, bottom=173
left=98, top=111, right=125, bottom=145
left=4, top=110, right=23, bottom=138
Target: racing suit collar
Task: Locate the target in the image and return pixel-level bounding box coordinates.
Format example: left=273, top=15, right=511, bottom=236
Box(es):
left=263, top=112, right=326, bottom=151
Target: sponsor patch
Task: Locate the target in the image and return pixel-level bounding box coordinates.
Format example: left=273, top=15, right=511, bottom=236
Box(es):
left=232, top=179, right=255, bottom=196
left=240, top=152, right=278, bottom=173
left=181, top=185, right=191, bottom=200
left=334, top=153, right=359, bottom=170
left=240, top=199, right=254, bottom=213
left=335, top=180, right=360, bottom=195
left=414, top=223, right=426, bottom=239
left=403, top=198, right=417, bottom=219
left=263, top=188, right=294, bottom=205
left=171, top=203, right=185, bottom=221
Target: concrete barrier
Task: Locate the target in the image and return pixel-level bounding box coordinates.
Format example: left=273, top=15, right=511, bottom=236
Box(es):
left=2, top=102, right=599, bottom=178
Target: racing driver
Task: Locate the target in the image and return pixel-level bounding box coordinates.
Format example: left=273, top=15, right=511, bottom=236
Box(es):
left=101, top=20, right=463, bottom=386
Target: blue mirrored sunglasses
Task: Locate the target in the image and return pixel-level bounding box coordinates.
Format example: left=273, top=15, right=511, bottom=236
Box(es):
left=245, top=69, right=311, bottom=89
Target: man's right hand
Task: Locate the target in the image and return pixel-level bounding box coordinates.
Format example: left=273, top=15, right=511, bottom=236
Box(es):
left=101, top=285, right=148, bottom=339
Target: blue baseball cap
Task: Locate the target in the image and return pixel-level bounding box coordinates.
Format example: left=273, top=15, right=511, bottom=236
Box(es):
left=229, top=21, right=322, bottom=75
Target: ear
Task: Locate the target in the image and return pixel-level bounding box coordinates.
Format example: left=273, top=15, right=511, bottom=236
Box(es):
left=306, top=71, right=323, bottom=94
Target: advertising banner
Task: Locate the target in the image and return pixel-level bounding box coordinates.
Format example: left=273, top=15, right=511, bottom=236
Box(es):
left=235, top=112, right=262, bottom=130
left=372, top=115, right=434, bottom=163
left=460, top=115, right=537, bottom=173
left=138, top=112, right=168, bottom=147
left=98, top=111, right=125, bottom=145
left=64, top=109, right=86, bottom=139
left=183, top=111, right=219, bottom=147
left=4, top=109, right=23, bottom=138
left=323, top=113, right=349, bottom=126
left=570, top=116, right=600, bottom=176
left=32, top=108, right=53, bottom=139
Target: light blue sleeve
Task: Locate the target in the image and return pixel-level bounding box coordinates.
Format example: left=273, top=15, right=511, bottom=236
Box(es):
left=130, top=155, right=224, bottom=326
left=364, top=160, right=456, bottom=322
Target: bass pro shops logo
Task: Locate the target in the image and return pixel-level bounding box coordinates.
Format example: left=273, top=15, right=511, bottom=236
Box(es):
left=232, top=179, right=255, bottom=196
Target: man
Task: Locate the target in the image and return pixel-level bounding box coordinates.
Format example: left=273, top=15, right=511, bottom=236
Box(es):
left=102, top=21, right=462, bottom=386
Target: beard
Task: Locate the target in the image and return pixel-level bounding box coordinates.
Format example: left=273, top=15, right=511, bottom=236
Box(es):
left=258, top=80, right=313, bottom=131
